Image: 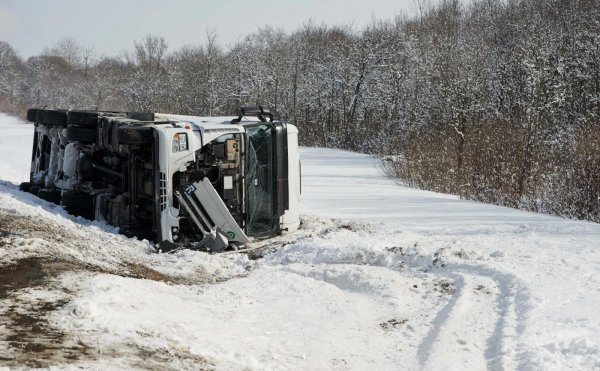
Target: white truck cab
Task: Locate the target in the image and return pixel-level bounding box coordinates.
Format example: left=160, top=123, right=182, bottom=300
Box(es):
left=22, top=106, right=300, bottom=252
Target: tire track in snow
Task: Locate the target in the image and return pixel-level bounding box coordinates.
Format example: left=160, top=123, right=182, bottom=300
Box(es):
left=416, top=263, right=534, bottom=371
left=449, top=263, right=535, bottom=371
left=248, top=218, right=539, bottom=370
left=417, top=273, right=502, bottom=370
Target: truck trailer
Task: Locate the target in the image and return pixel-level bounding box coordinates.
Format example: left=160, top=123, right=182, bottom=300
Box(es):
left=20, top=107, right=300, bottom=252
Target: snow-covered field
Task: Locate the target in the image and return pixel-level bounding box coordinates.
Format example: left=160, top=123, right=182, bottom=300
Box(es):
left=1, top=111, right=600, bottom=370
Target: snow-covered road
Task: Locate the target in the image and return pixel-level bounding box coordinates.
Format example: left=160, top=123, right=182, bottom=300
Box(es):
left=1, top=112, right=600, bottom=370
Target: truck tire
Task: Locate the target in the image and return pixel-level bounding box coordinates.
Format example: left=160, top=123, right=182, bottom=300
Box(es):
left=35, top=110, right=47, bottom=124
left=42, top=109, right=68, bottom=126
left=61, top=190, right=92, bottom=207
left=67, top=111, right=99, bottom=128
left=37, top=188, right=62, bottom=204
left=19, top=182, right=32, bottom=192
left=26, top=109, right=39, bottom=122
left=66, top=126, right=97, bottom=143
left=118, top=126, right=153, bottom=145
left=28, top=185, right=40, bottom=195
left=126, top=112, right=154, bottom=121
left=61, top=190, right=94, bottom=219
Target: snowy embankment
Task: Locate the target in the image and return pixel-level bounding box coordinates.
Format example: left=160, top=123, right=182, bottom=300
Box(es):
left=1, top=112, right=600, bottom=370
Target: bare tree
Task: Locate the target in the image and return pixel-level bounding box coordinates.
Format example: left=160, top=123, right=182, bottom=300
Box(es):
left=44, top=37, right=83, bottom=66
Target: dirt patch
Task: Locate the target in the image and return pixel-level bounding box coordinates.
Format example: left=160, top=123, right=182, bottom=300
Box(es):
left=2, top=300, right=95, bottom=368
left=0, top=258, right=88, bottom=297
left=132, top=344, right=216, bottom=370
left=0, top=257, right=99, bottom=367
left=123, top=262, right=177, bottom=283
left=0, top=213, right=70, bottom=241
left=380, top=318, right=408, bottom=332
left=474, top=284, right=492, bottom=295
left=433, top=279, right=455, bottom=295
left=0, top=258, right=46, bottom=296
left=385, top=246, right=405, bottom=254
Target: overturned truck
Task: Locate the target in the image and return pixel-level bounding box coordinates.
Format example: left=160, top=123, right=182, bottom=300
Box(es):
left=21, top=107, right=300, bottom=252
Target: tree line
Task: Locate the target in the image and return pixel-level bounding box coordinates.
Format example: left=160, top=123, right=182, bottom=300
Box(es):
left=1, top=0, right=599, bottom=222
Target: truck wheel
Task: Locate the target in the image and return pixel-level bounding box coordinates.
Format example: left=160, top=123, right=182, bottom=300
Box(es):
left=19, top=182, right=32, bottom=192
left=67, top=111, right=99, bottom=128
left=42, top=109, right=68, bottom=126
left=118, top=126, right=153, bottom=144
left=126, top=112, right=155, bottom=121
left=66, top=126, right=97, bottom=143
left=35, top=110, right=47, bottom=124
left=37, top=188, right=62, bottom=204
left=64, top=205, right=94, bottom=220
left=61, top=190, right=94, bottom=219
left=28, top=185, right=40, bottom=195
left=61, top=190, right=93, bottom=208
left=26, top=109, right=39, bottom=122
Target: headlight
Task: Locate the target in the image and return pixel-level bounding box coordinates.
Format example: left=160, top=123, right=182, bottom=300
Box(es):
left=172, top=135, right=179, bottom=152
left=172, top=133, right=188, bottom=152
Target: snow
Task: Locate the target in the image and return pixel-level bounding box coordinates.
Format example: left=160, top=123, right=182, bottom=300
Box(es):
left=1, top=112, right=600, bottom=370
left=0, top=113, right=34, bottom=184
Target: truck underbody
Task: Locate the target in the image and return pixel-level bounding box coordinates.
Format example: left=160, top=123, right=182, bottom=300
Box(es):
left=21, top=108, right=300, bottom=252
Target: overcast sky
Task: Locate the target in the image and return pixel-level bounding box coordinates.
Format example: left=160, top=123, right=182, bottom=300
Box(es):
left=0, top=0, right=418, bottom=59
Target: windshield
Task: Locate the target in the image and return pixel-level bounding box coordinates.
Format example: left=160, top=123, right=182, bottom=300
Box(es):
left=245, top=124, right=278, bottom=237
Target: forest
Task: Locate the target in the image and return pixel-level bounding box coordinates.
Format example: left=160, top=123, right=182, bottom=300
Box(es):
left=1, top=0, right=599, bottom=222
